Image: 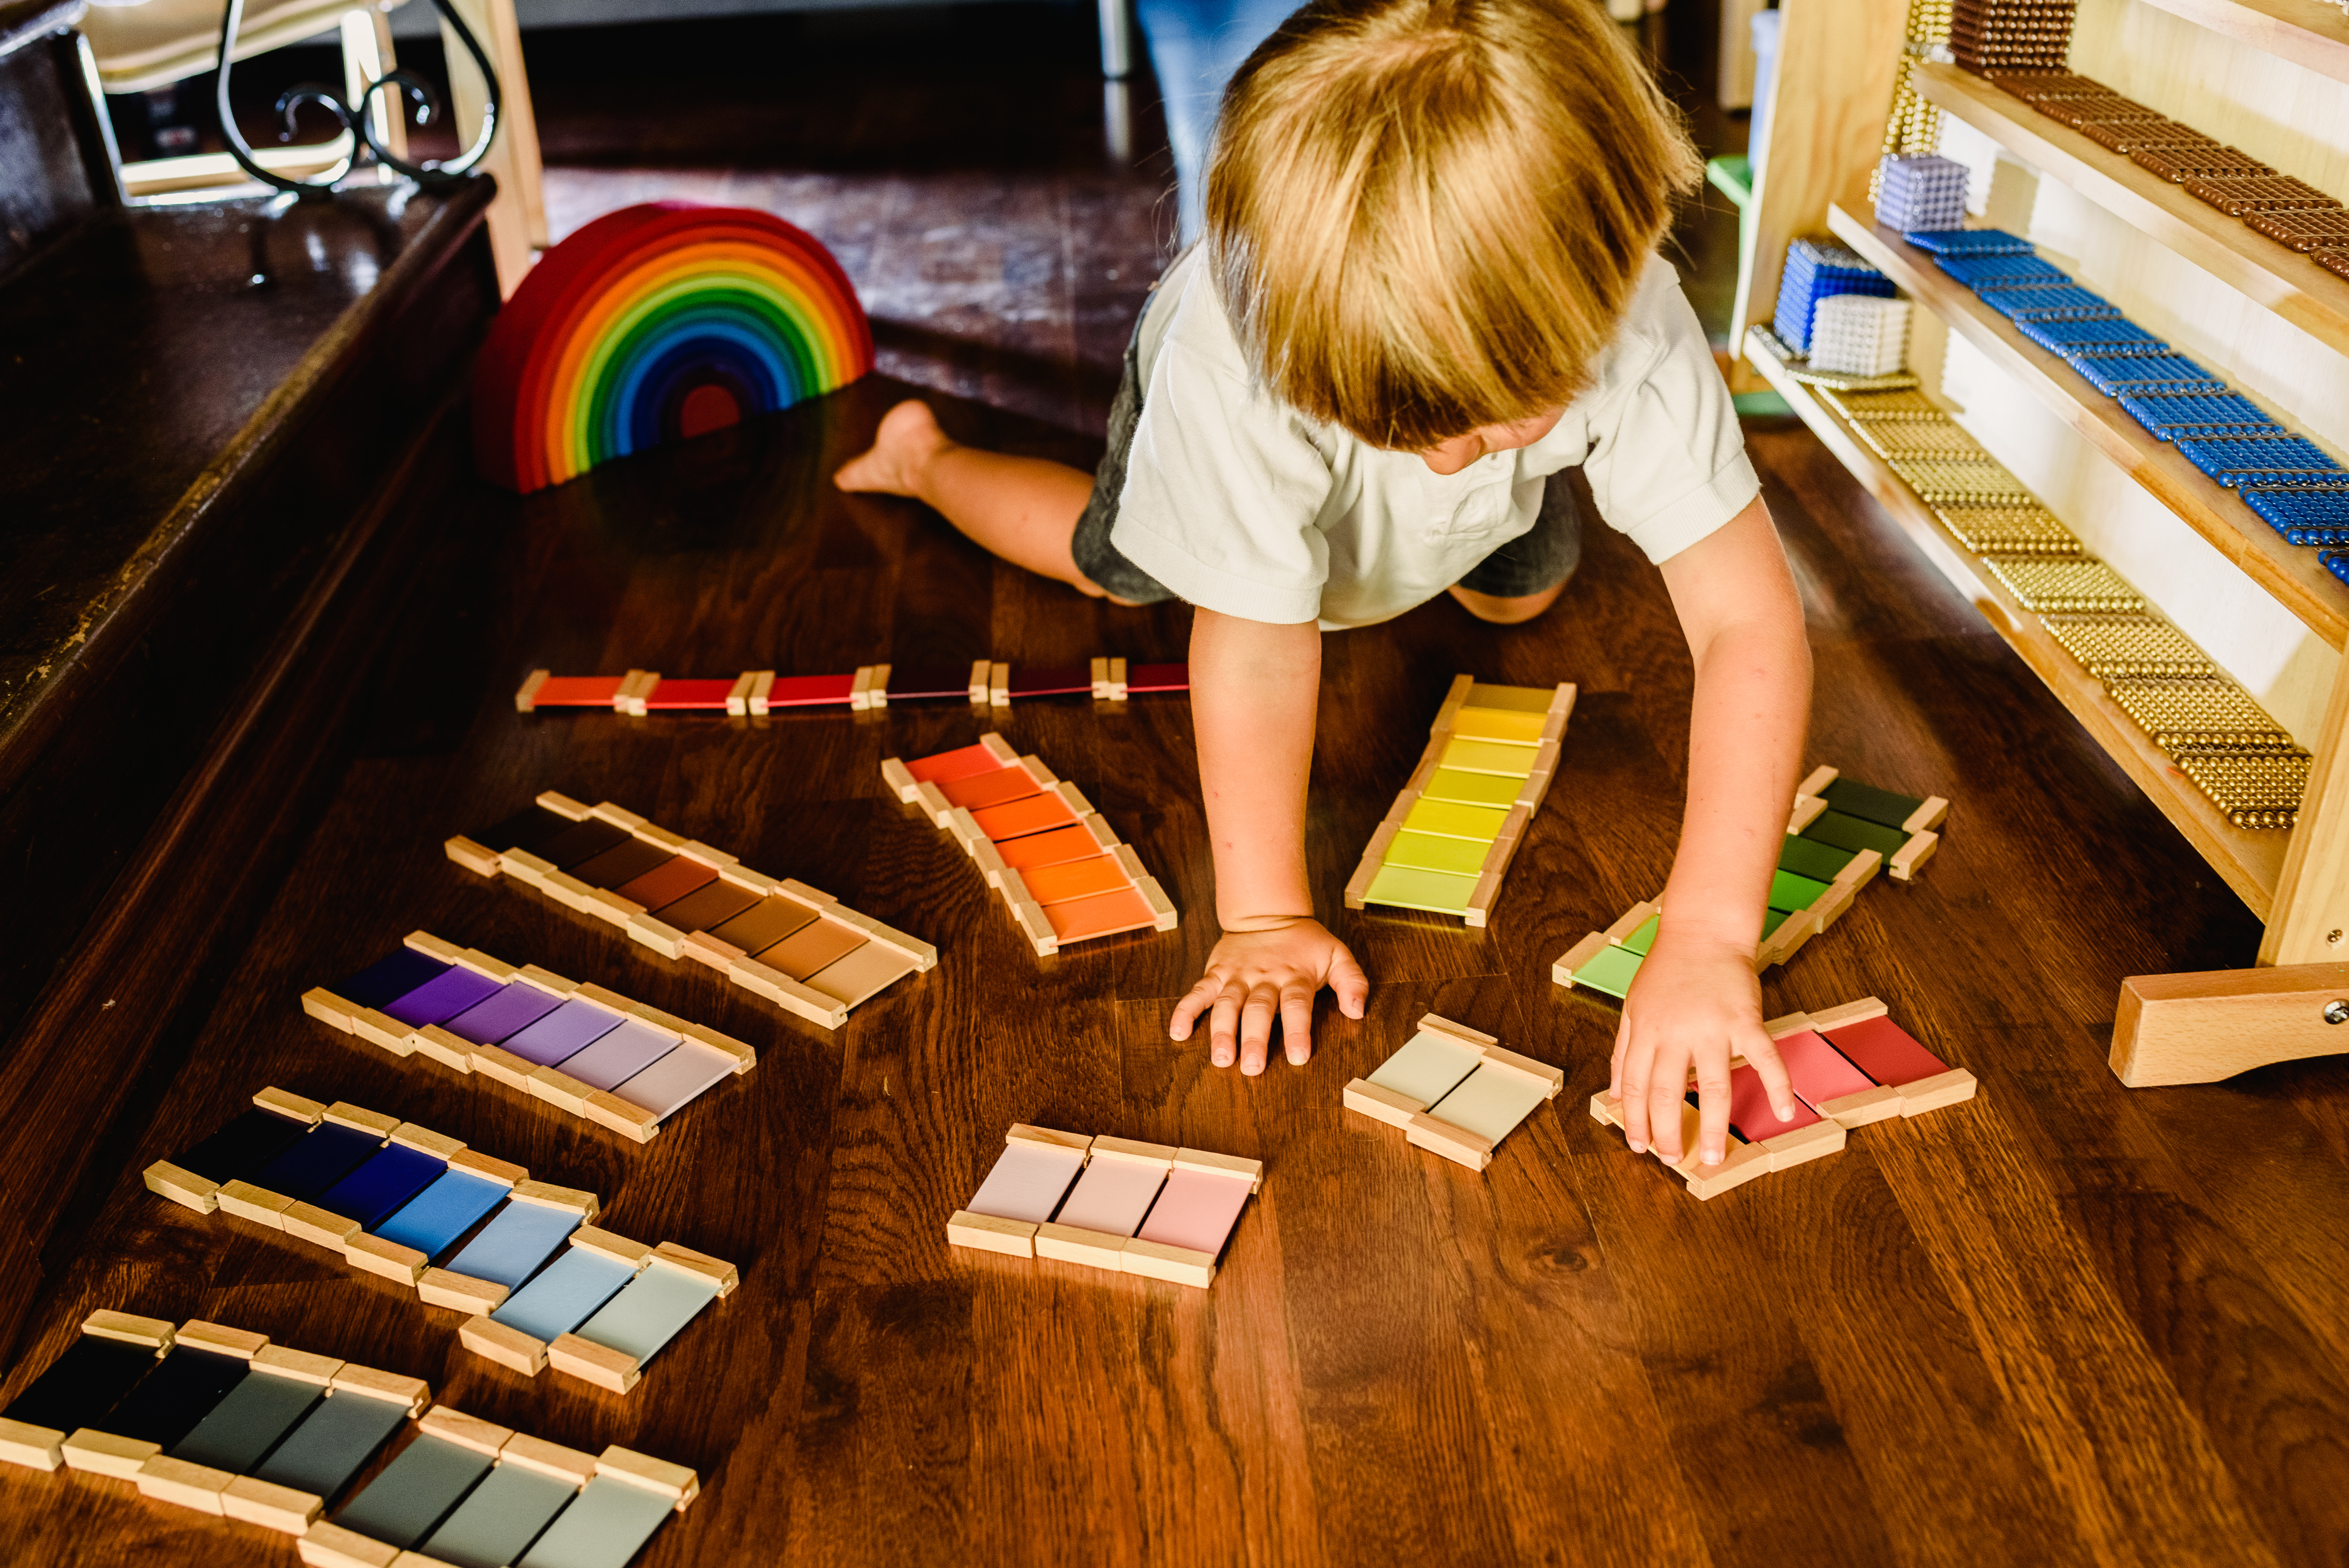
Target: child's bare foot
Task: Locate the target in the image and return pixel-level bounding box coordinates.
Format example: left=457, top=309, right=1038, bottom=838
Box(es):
left=835, top=400, right=951, bottom=498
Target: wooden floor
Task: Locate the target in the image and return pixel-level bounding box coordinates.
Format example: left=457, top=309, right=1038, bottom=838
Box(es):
left=8, top=9, right=2349, bottom=1567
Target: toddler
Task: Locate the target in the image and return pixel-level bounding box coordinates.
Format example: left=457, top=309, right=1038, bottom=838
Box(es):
left=837, top=0, right=1813, bottom=1167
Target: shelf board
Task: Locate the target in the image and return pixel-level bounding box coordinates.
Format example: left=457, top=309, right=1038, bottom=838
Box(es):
left=1827, top=201, right=2349, bottom=652
left=1745, top=328, right=2287, bottom=915
left=2133, top=0, right=2349, bottom=88
left=1911, top=60, right=2349, bottom=360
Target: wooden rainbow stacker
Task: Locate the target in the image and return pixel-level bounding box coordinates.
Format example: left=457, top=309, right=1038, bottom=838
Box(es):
left=1345, top=676, right=1572, bottom=927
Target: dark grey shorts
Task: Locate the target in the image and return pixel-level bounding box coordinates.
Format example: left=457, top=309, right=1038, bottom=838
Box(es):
left=1070, top=313, right=1584, bottom=607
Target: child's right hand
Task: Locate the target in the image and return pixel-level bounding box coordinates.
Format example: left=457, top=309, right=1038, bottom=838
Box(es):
left=1169, top=918, right=1369, bottom=1075
left=1610, top=929, right=1796, bottom=1165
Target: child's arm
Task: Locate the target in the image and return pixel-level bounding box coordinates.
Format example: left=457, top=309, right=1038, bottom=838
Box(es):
left=1612, top=496, right=1812, bottom=1165
left=1167, top=608, right=1369, bottom=1073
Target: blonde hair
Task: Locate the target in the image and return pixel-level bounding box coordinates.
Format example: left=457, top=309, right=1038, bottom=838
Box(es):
left=1205, top=0, right=1701, bottom=451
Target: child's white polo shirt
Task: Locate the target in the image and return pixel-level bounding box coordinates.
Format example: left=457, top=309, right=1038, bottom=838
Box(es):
left=1109, top=247, right=1762, bottom=629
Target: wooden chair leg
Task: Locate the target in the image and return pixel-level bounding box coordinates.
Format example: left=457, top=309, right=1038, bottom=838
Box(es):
left=2110, top=963, right=2349, bottom=1086
left=343, top=8, right=405, bottom=163
left=1726, top=0, right=1907, bottom=362
left=1097, top=0, right=1134, bottom=79
left=116, top=8, right=389, bottom=201
left=441, top=0, right=546, bottom=292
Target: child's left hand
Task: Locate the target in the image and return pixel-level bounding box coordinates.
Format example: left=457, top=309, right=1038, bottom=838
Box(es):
left=1610, top=928, right=1797, bottom=1165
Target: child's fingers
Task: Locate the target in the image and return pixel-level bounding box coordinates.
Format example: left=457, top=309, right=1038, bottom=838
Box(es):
left=1646, top=1044, right=1690, bottom=1163
left=1329, top=944, right=1370, bottom=1018
left=1168, top=975, right=1219, bottom=1042
left=1279, top=982, right=1315, bottom=1066
left=1740, top=1024, right=1797, bottom=1120
left=1207, top=984, right=1246, bottom=1068
left=1692, top=1048, right=1734, bottom=1165
left=1616, top=1036, right=1654, bottom=1153
left=1238, top=983, right=1280, bottom=1076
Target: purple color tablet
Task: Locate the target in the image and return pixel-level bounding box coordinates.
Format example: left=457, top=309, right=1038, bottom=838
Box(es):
left=498, top=997, right=628, bottom=1067
left=554, top=1019, right=678, bottom=1091
left=440, top=982, right=567, bottom=1046
left=383, top=967, right=505, bottom=1029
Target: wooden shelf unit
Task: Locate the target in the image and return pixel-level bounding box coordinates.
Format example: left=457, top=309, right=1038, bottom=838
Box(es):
left=1745, top=330, right=2290, bottom=914
left=1911, top=60, right=2349, bottom=359
left=1732, top=0, right=2349, bottom=1077
left=2133, top=0, right=2349, bottom=88
left=1825, top=201, right=2349, bottom=652
left=1721, top=0, right=1911, bottom=391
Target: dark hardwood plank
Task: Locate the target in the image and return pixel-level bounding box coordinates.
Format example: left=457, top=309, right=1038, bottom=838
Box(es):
left=1873, top=1108, right=2282, bottom=1568
left=1764, top=1150, right=2096, bottom=1568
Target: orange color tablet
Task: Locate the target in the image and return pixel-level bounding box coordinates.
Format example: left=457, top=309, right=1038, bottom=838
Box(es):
left=939, top=767, right=1044, bottom=812
left=906, top=744, right=1004, bottom=785
left=1044, top=887, right=1157, bottom=941
left=994, top=823, right=1102, bottom=872
left=1019, top=853, right=1130, bottom=906
left=972, top=792, right=1078, bottom=841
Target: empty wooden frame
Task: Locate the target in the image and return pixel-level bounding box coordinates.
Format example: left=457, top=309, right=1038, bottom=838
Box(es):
left=946, top=1125, right=1262, bottom=1288
left=1554, top=764, right=1948, bottom=993
left=0, top=1307, right=697, bottom=1566
left=1589, top=996, right=1979, bottom=1199
left=303, top=932, right=754, bottom=1142
left=1342, top=1014, right=1565, bottom=1171
left=444, top=791, right=934, bottom=1029
left=1344, top=675, right=1573, bottom=928
left=882, top=735, right=1178, bottom=955
left=515, top=656, right=1190, bottom=714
